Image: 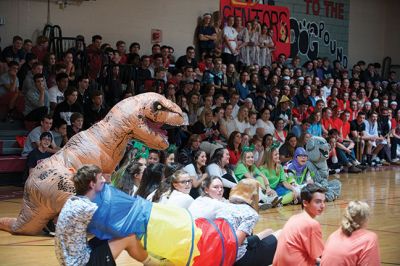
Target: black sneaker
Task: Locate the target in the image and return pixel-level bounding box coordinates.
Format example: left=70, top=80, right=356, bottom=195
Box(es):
left=329, top=169, right=336, bottom=175
left=43, top=220, right=56, bottom=237
left=355, top=164, right=368, bottom=170
left=348, top=165, right=362, bottom=173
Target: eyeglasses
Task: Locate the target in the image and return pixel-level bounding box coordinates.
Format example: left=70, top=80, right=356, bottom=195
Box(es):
left=297, top=154, right=308, bottom=158
left=175, top=179, right=193, bottom=185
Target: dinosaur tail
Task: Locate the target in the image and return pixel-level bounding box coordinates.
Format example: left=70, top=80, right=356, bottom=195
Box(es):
left=2, top=166, right=75, bottom=235
left=0, top=217, right=17, bottom=233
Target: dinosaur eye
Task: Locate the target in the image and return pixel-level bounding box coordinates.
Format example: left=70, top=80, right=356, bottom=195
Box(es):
left=153, top=101, right=164, bottom=111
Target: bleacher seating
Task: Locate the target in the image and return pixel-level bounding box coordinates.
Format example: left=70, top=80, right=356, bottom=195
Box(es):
left=0, top=121, right=27, bottom=174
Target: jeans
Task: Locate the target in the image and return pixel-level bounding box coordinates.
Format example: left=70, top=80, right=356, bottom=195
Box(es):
left=336, top=147, right=356, bottom=165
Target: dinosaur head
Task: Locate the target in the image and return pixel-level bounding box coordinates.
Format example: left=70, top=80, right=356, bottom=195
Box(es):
left=128, top=93, right=184, bottom=150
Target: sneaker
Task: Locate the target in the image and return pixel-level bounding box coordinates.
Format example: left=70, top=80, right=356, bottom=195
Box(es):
left=355, top=164, right=368, bottom=170
left=259, top=202, right=272, bottom=210
left=329, top=169, right=336, bottom=175
left=335, top=168, right=342, bottom=174
left=271, top=196, right=283, bottom=207
left=43, top=220, right=56, bottom=237
left=348, top=165, right=362, bottom=173
left=392, top=158, right=399, bottom=163
left=381, top=160, right=390, bottom=166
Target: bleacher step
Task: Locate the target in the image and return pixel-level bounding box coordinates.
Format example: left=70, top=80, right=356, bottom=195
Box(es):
left=0, top=130, right=28, bottom=139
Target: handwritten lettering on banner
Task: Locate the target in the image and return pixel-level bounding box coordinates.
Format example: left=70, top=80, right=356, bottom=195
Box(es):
left=220, top=0, right=291, bottom=58
left=286, top=0, right=349, bottom=67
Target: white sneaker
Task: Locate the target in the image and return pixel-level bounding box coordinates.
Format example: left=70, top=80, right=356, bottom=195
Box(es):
left=392, top=158, right=399, bottom=163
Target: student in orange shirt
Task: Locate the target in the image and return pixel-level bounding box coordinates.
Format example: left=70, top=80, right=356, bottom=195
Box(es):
left=321, top=201, right=381, bottom=266
left=273, top=184, right=326, bottom=266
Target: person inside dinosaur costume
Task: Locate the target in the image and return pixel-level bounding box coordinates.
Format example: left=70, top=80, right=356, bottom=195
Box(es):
left=0, top=92, right=184, bottom=235
left=305, top=136, right=342, bottom=201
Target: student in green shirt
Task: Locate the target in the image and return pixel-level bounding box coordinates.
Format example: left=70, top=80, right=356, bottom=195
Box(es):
left=234, top=149, right=279, bottom=206
left=259, top=144, right=297, bottom=205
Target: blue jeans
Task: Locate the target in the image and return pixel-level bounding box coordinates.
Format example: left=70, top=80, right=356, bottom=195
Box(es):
left=336, top=147, right=356, bottom=165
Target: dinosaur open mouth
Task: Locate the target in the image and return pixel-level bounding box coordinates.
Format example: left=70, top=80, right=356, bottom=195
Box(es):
left=145, top=119, right=168, bottom=139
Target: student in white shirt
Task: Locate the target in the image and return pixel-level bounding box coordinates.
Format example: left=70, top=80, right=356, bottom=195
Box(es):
left=156, top=170, right=194, bottom=209
left=189, top=176, right=227, bottom=220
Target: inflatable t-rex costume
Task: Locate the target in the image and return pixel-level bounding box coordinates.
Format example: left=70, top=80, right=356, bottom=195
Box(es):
left=0, top=92, right=184, bottom=235
left=305, top=136, right=342, bottom=201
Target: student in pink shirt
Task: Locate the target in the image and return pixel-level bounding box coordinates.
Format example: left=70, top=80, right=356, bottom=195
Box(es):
left=321, top=201, right=381, bottom=266
left=273, top=184, right=326, bottom=266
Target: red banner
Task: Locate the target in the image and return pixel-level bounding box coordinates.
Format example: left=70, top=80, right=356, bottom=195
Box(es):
left=220, top=0, right=290, bottom=59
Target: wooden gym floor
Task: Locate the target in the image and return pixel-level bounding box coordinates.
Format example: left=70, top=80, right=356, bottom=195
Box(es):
left=0, top=167, right=400, bottom=265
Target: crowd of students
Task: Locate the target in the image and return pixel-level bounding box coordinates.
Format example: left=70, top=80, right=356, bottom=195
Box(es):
left=0, top=12, right=393, bottom=265
left=56, top=163, right=380, bottom=265
left=0, top=14, right=398, bottom=177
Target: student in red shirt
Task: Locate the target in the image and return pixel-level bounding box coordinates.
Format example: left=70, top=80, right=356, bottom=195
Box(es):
left=227, top=131, right=242, bottom=166
left=341, top=91, right=351, bottom=111
left=321, top=107, right=334, bottom=136
left=292, top=99, right=312, bottom=126
left=347, top=100, right=359, bottom=121
left=341, top=110, right=351, bottom=140
left=331, top=106, right=343, bottom=132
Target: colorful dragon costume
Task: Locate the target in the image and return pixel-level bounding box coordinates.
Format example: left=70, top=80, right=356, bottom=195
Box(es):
left=0, top=93, right=238, bottom=266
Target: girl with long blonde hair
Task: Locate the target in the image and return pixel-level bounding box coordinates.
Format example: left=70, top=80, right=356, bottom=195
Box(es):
left=321, top=201, right=380, bottom=265
left=259, top=144, right=298, bottom=205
